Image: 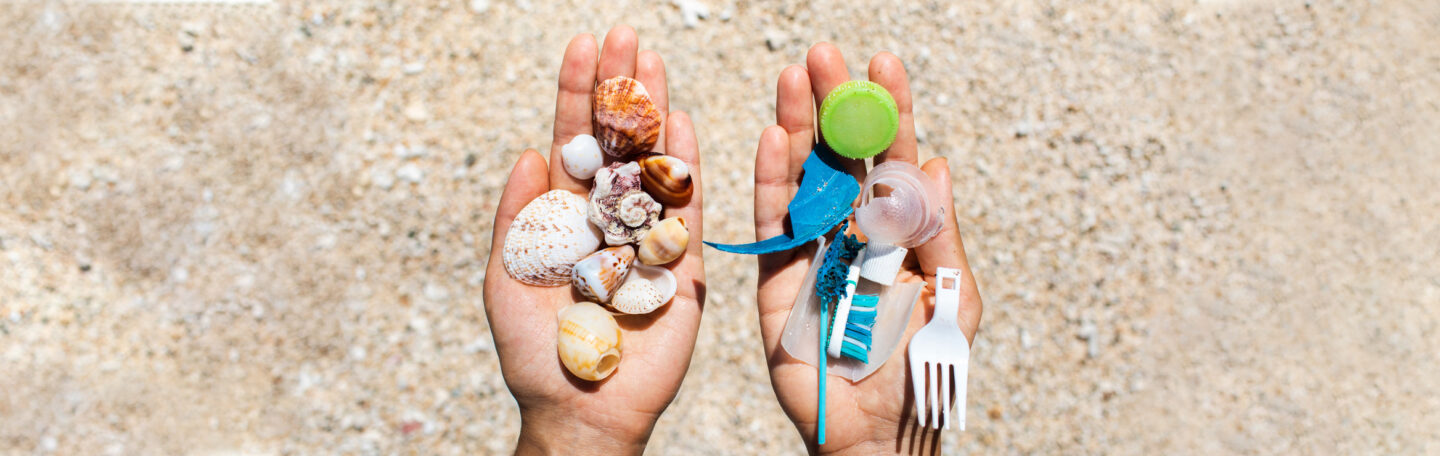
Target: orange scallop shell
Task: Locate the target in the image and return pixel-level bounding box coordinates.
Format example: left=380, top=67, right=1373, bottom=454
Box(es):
left=593, top=76, right=662, bottom=159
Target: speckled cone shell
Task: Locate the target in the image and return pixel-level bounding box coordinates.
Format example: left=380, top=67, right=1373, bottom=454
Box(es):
left=557, top=302, right=622, bottom=381
left=593, top=76, right=662, bottom=159
left=502, top=190, right=603, bottom=286
left=608, top=264, right=677, bottom=315
left=571, top=245, right=636, bottom=303
left=638, top=217, right=688, bottom=265
left=639, top=155, right=693, bottom=206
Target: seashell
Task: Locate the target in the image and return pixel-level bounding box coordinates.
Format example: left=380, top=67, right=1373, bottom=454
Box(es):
left=571, top=245, right=635, bottom=302
left=588, top=162, right=662, bottom=245
left=638, top=155, right=693, bottom=205
left=557, top=302, right=622, bottom=381
left=502, top=190, right=604, bottom=286
left=592, top=76, right=662, bottom=159
left=608, top=264, right=677, bottom=315
left=638, top=217, right=689, bottom=265
left=561, top=134, right=604, bottom=180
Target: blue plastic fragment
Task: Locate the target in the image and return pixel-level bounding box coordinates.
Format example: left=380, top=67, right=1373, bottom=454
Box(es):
left=704, top=146, right=860, bottom=254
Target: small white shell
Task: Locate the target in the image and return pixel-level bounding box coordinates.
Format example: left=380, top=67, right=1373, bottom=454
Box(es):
left=638, top=217, right=688, bottom=265
left=571, top=245, right=635, bottom=303
left=561, top=134, right=603, bottom=180
left=557, top=302, right=622, bottom=381
left=502, top=190, right=604, bottom=286
left=608, top=264, right=677, bottom=315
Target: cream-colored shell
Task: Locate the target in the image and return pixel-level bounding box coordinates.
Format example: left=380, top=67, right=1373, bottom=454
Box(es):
left=557, top=302, right=622, bottom=381
left=638, top=217, right=688, bottom=265
left=572, top=245, right=636, bottom=303
left=502, top=190, right=603, bottom=286
left=609, top=264, right=677, bottom=314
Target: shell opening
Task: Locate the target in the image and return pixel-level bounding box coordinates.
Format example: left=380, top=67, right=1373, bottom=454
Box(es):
left=595, top=352, right=620, bottom=378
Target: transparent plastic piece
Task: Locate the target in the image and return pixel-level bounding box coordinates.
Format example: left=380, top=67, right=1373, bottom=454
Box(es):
left=780, top=237, right=925, bottom=381
left=854, top=161, right=944, bottom=248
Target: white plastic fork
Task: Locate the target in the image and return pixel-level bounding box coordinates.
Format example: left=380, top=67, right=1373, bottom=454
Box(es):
left=908, top=267, right=970, bottom=430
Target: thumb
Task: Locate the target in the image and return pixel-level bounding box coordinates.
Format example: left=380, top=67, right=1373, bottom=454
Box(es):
left=914, top=157, right=983, bottom=343
left=487, top=149, right=553, bottom=275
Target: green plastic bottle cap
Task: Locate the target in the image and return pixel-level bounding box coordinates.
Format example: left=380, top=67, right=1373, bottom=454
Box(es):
left=818, top=80, right=899, bottom=159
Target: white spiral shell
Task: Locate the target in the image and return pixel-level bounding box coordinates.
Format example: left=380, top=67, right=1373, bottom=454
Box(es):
left=589, top=162, right=661, bottom=245
left=502, top=190, right=604, bottom=286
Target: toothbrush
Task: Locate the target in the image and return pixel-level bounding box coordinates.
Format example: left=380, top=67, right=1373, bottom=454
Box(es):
left=827, top=248, right=877, bottom=362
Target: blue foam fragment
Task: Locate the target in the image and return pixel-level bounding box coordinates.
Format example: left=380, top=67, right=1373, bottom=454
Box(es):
left=704, top=146, right=860, bottom=255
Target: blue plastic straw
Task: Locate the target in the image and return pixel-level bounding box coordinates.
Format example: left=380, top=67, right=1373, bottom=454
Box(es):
left=818, top=300, right=828, bottom=445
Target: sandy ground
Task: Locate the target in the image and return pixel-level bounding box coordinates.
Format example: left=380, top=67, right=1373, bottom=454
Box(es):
left=2, top=0, right=1438, bottom=454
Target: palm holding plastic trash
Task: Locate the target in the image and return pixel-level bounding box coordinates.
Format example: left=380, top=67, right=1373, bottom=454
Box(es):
left=483, top=26, right=706, bottom=455
left=751, top=44, right=984, bottom=453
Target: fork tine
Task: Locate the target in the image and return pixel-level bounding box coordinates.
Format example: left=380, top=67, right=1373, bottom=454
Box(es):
left=911, top=358, right=927, bottom=428
left=929, top=362, right=941, bottom=429
left=939, top=363, right=951, bottom=430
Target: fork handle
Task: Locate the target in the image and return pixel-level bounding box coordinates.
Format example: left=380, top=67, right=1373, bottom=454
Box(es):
left=933, top=267, right=964, bottom=328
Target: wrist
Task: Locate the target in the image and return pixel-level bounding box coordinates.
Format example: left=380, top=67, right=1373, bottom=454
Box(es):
left=817, top=440, right=896, bottom=456
left=515, top=407, right=650, bottom=456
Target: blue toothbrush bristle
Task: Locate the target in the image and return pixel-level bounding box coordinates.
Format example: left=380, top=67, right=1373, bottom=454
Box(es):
left=838, top=294, right=879, bottom=363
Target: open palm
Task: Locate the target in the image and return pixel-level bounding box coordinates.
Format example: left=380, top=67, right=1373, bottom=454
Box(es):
left=483, top=26, right=706, bottom=451
left=752, top=44, right=983, bottom=454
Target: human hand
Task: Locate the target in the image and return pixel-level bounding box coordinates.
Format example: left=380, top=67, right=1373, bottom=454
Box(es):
left=483, top=26, right=705, bottom=456
left=752, top=44, right=983, bottom=454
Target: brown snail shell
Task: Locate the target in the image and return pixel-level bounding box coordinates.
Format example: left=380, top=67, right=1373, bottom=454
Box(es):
left=638, top=155, right=693, bottom=206
left=593, top=76, right=662, bottom=159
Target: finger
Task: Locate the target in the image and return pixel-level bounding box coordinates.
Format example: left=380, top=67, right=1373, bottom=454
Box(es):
left=754, top=125, right=791, bottom=241
left=805, top=42, right=851, bottom=109
left=635, top=50, right=669, bottom=154
left=661, top=111, right=706, bottom=304
left=776, top=64, right=815, bottom=195
left=597, top=25, right=638, bottom=81
left=914, top=158, right=983, bottom=343
left=805, top=43, right=868, bottom=178
left=868, top=52, right=918, bottom=166
left=549, top=33, right=599, bottom=193
left=487, top=150, right=552, bottom=276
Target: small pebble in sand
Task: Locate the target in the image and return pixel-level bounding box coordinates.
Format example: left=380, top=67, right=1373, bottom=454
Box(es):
left=396, top=164, right=424, bottom=184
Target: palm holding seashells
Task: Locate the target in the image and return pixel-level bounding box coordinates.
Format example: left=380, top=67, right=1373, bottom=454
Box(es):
left=482, top=26, right=706, bottom=452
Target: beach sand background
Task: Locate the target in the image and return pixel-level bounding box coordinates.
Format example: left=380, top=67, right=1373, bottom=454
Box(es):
left=2, top=0, right=1438, bottom=453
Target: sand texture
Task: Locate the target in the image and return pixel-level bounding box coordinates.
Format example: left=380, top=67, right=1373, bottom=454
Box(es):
left=2, top=0, right=1438, bottom=454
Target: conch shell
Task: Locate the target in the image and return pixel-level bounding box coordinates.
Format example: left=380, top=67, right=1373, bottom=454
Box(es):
left=557, top=302, right=622, bottom=381
left=589, top=162, right=661, bottom=245
left=571, top=245, right=636, bottom=303
left=608, top=264, right=677, bottom=315
left=503, top=190, right=603, bottom=286
left=639, top=155, right=693, bottom=206
left=638, top=217, right=688, bottom=265
left=593, top=76, right=662, bottom=159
